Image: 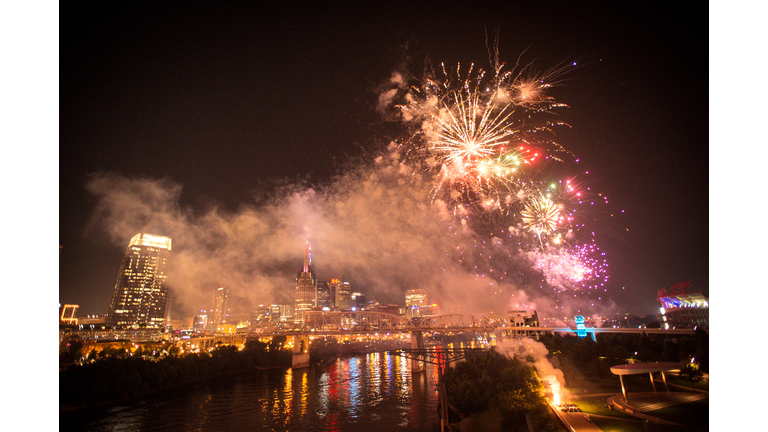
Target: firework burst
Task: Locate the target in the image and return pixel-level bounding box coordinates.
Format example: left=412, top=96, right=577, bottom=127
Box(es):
left=397, top=58, right=575, bottom=216
left=521, top=196, right=561, bottom=237
left=387, top=47, right=613, bottom=300
left=531, top=241, right=609, bottom=292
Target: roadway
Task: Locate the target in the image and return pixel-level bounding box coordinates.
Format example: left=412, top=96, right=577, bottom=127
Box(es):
left=551, top=403, right=602, bottom=432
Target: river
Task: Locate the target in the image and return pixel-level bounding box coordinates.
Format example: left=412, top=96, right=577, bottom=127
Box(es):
left=60, top=351, right=442, bottom=432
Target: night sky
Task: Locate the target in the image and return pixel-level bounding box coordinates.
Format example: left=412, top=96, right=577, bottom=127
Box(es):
left=57, top=2, right=709, bottom=319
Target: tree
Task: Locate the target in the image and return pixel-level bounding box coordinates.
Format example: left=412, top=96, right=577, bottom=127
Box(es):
left=443, top=348, right=558, bottom=430
left=310, top=337, right=342, bottom=362
left=244, top=338, right=267, bottom=352
left=693, top=327, right=709, bottom=373
left=59, top=338, right=84, bottom=365
left=269, top=335, right=287, bottom=352
left=661, top=338, right=680, bottom=362
left=680, top=363, right=704, bottom=390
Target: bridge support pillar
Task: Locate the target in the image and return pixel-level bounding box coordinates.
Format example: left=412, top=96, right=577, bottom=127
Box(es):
left=619, top=375, right=627, bottom=402
left=292, top=334, right=310, bottom=368
left=410, top=331, right=424, bottom=373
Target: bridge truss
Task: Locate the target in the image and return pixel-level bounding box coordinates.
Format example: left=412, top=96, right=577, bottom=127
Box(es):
left=295, top=311, right=500, bottom=334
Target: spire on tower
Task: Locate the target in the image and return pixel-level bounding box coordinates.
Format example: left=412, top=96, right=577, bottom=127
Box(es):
left=303, top=241, right=310, bottom=273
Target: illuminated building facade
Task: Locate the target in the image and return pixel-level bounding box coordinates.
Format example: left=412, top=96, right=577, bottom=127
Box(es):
left=405, top=289, right=428, bottom=317
left=352, top=292, right=366, bottom=310
left=192, top=314, right=208, bottom=332
left=295, top=242, right=317, bottom=322
left=421, top=303, right=438, bottom=317
left=252, top=305, right=270, bottom=323
left=369, top=304, right=400, bottom=315
left=657, top=281, right=709, bottom=329
left=275, top=304, right=294, bottom=322
left=316, top=281, right=331, bottom=309
left=507, top=310, right=539, bottom=327
left=210, top=287, right=229, bottom=330
left=107, top=233, right=171, bottom=328
left=267, top=304, right=282, bottom=322
left=330, top=279, right=352, bottom=309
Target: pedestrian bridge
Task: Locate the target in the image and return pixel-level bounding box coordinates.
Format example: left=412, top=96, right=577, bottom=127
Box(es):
left=248, top=311, right=700, bottom=368
left=176, top=333, right=248, bottom=351
left=499, top=326, right=699, bottom=341
left=288, top=311, right=499, bottom=334
left=269, top=311, right=699, bottom=339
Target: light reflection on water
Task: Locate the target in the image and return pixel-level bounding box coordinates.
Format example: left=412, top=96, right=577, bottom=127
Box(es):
left=60, top=353, right=440, bottom=432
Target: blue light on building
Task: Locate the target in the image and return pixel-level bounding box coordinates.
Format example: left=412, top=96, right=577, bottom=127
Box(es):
left=574, top=315, right=587, bottom=338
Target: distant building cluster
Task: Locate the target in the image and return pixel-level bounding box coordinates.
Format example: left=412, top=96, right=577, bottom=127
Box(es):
left=292, top=243, right=424, bottom=324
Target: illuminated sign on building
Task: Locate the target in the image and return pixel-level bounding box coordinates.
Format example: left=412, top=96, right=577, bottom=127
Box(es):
left=60, top=304, right=79, bottom=325
left=129, top=233, right=172, bottom=250
left=574, top=315, right=586, bottom=337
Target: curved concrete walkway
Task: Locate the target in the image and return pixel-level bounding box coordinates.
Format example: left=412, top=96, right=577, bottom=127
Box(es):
left=607, top=391, right=708, bottom=426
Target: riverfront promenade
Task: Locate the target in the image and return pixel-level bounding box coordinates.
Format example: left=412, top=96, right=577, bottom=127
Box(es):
left=553, top=384, right=708, bottom=431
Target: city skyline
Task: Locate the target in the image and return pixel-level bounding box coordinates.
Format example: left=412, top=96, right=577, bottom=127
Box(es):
left=63, top=233, right=697, bottom=325
left=58, top=4, right=709, bottom=321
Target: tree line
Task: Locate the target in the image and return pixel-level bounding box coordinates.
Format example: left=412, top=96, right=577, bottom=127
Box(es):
left=59, top=337, right=291, bottom=409
left=538, top=328, right=709, bottom=381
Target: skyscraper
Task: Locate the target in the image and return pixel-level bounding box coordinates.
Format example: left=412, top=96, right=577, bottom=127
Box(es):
left=211, top=287, right=229, bottom=331
left=107, top=233, right=171, bottom=328
left=295, top=242, right=316, bottom=322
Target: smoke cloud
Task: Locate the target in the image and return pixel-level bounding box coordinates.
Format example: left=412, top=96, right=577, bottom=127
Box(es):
left=496, top=336, right=567, bottom=404
left=85, top=142, right=600, bottom=320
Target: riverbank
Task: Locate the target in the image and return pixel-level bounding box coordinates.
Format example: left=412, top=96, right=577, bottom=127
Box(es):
left=60, top=362, right=291, bottom=413
left=59, top=344, right=293, bottom=411
left=60, top=343, right=412, bottom=413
